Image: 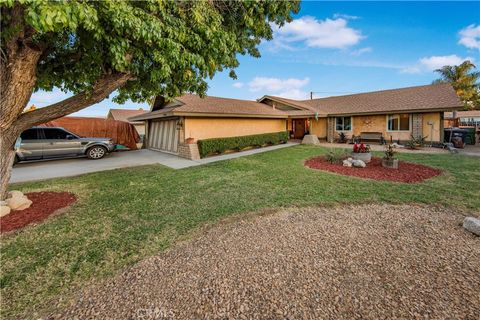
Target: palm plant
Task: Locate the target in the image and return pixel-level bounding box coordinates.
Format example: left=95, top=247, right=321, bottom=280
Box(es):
left=433, top=60, right=480, bottom=110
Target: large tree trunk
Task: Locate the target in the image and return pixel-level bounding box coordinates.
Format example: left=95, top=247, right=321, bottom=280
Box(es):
left=0, top=15, right=43, bottom=200
left=0, top=4, right=132, bottom=200
left=0, top=72, right=131, bottom=200
left=0, top=128, right=18, bottom=200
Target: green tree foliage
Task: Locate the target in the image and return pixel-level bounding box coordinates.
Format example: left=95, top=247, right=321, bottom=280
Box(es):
left=1, top=0, right=299, bottom=101
left=433, top=60, right=480, bottom=110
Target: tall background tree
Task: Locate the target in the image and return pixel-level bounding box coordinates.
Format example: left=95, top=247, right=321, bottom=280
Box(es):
left=0, top=0, right=300, bottom=199
left=433, top=60, right=480, bottom=110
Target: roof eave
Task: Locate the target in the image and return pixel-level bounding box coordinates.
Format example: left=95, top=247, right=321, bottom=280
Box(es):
left=128, top=111, right=175, bottom=121
left=173, top=111, right=288, bottom=119
left=326, top=105, right=464, bottom=117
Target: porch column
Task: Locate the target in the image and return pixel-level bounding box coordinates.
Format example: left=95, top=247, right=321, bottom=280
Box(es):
left=412, top=114, right=423, bottom=138
left=327, top=117, right=335, bottom=143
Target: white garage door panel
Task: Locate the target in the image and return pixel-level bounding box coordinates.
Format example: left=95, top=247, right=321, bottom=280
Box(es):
left=148, top=119, right=179, bottom=153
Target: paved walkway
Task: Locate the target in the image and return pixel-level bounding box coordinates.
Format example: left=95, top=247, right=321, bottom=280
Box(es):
left=10, top=142, right=298, bottom=184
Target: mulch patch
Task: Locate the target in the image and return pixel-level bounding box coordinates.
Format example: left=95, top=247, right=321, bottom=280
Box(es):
left=1, top=192, right=77, bottom=234
left=305, top=156, right=442, bottom=183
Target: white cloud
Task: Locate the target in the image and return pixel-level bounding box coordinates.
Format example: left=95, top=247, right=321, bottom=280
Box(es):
left=350, top=47, right=372, bottom=56
left=232, top=82, right=244, bottom=89
left=276, top=89, right=309, bottom=100
left=249, top=77, right=309, bottom=92
left=401, top=55, right=474, bottom=74
left=273, top=16, right=363, bottom=49
left=248, top=76, right=310, bottom=100
left=458, top=24, right=480, bottom=50
left=333, top=13, right=360, bottom=20
left=419, top=55, right=471, bottom=70
left=400, top=66, right=422, bottom=74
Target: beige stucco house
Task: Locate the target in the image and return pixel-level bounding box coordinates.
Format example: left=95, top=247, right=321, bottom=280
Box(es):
left=129, top=83, right=462, bottom=159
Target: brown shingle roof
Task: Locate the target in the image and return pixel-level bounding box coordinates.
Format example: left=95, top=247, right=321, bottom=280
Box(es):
left=108, top=109, right=146, bottom=123
left=129, top=84, right=462, bottom=121
left=299, top=83, right=462, bottom=115
left=173, top=94, right=287, bottom=117
left=130, top=94, right=287, bottom=120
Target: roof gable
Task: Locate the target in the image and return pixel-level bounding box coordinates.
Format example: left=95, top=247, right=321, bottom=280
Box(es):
left=108, top=109, right=146, bottom=122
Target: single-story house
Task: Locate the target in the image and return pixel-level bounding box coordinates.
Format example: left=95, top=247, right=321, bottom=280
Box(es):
left=129, top=83, right=462, bottom=159
left=107, top=108, right=147, bottom=138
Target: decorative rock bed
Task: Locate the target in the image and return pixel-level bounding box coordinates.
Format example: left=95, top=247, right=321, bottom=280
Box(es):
left=305, top=156, right=442, bottom=183
left=0, top=192, right=77, bottom=234
left=1, top=190, right=33, bottom=217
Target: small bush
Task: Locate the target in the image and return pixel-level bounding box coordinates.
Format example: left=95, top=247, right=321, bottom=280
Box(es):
left=197, top=131, right=289, bottom=158
left=383, top=144, right=397, bottom=160
left=353, top=143, right=370, bottom=153
left=325, top=148, right=346, bottom=164
left=406, top=135, right=428, bottom=149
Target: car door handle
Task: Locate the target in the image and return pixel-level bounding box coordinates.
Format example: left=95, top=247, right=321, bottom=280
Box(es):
left=49, top=142, right=55, bottom=145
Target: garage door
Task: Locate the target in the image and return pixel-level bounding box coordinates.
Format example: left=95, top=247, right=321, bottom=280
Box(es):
left=148, top=119, right=179, bottom=153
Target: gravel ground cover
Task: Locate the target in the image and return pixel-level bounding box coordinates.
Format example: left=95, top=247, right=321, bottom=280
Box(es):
left=0, top=192, right=77, bottom=233
left=305, top=156, right=442, bottom=183
left=50, top=204, right=479, bottom=320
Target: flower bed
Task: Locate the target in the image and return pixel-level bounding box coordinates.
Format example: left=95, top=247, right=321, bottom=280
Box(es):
left=1, top=192, right=76, bottom=234
left=305, top=156, right=441, bottom=183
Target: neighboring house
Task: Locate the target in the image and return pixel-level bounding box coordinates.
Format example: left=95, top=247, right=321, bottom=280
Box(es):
left=129, top=83, right=462, bottom=159
left=107, top=109, right=147, bottom=139
left=444, top=110, right=480, bottom=127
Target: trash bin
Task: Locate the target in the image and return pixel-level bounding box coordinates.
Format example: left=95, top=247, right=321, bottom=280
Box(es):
left=464, top=127, right=476, bottom=145
left=444, top=128, right=469, bottom=144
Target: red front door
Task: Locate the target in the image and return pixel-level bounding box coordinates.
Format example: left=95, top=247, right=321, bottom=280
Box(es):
left=293, top=119, right=306, bottom=139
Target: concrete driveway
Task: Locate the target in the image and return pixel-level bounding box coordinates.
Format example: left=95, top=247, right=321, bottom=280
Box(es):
left=10, top=142, right=298, bottom=184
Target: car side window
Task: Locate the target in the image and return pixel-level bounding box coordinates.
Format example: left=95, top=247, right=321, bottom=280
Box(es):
left=20, top=129, right=39, bottom=140
left=43, top=128, right=69, bottom=140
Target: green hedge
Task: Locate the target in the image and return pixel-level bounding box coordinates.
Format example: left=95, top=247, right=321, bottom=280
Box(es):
left=197, top=131, right=289, bottom=158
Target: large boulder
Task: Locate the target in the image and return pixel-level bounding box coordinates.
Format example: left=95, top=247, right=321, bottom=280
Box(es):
left=342, top=159, right=352, bottom=167
left=463, top=217, right=480, bottom=236
left=352, top=159, right=366, bottom=168
left=0, top=203, right=11, bottom=217
left=6, top=195, right=32, bottom=211
left=8, top=190, right=24, bottom=198
left=301, top=134, right=320, bottom=145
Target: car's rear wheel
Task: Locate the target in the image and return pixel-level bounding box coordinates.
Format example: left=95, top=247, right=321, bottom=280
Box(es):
left=86, top=146, right=107, bottom=160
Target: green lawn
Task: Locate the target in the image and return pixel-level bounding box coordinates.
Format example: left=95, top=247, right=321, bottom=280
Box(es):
left=2, top=145, right=479, bottom=318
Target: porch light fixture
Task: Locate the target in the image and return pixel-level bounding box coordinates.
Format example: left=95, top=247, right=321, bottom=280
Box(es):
left=176, top=120, right=183, bottom=130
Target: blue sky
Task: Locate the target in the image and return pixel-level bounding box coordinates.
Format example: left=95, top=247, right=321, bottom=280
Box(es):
left=29, top=1, right=480, bottom=117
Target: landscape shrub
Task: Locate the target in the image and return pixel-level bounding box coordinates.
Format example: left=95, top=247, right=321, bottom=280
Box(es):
left=197, top=131, right=289, bottom=158
left=325, top=148, right=347, bottom=164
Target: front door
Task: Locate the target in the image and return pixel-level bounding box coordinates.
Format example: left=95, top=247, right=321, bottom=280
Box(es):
left=293, top=119, right=306, bottom=139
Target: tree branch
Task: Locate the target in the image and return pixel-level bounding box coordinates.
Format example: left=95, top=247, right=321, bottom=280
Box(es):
left=15, top=73, right=132, bottom=133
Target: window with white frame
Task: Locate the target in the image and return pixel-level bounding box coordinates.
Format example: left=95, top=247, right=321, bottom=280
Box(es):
left=335, top=116, right=352, bottom=131
left=387, top=114, right=410, bottom=131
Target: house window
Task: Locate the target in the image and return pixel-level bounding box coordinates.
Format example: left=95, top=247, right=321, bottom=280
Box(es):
left=387, top=114, right=410, bottom=131
left=335, top=117, right=352, bottom=131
